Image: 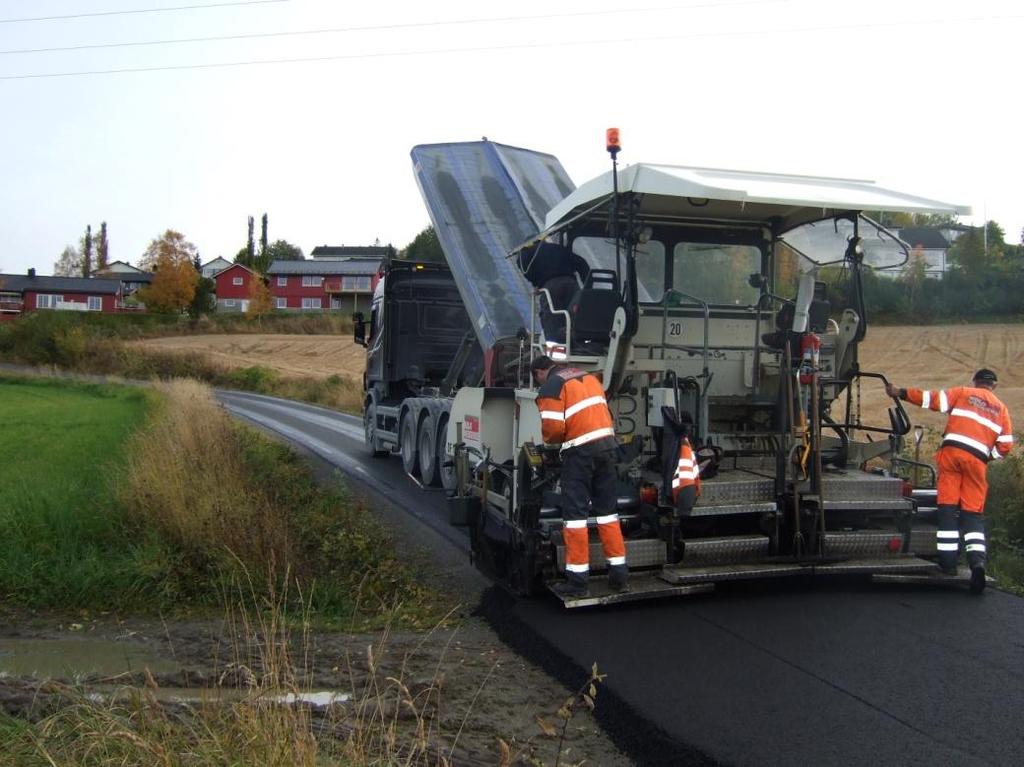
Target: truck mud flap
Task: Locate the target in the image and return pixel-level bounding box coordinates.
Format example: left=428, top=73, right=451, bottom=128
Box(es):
left=550, top=574, right=713, bottom=609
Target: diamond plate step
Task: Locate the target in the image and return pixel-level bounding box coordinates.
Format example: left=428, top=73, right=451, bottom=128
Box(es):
left=551, top=574, right=714, bottom=608
left=555, top=537, right=666, bottom=571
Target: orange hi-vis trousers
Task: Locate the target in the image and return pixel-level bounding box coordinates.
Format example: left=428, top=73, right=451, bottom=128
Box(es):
left=935, top=446, right=989, bottom=570
left=936, top=446, right=989, bottom=513
left=559, top=439, right=626, bottom=578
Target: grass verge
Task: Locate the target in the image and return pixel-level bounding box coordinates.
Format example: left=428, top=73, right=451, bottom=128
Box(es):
left=0, top=377, right=149, bottom=606
left=0, top=375, right=441, bottom=627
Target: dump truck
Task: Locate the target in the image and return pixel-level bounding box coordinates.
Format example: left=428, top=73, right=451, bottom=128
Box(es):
left=356, top=137, right=970, bottom=607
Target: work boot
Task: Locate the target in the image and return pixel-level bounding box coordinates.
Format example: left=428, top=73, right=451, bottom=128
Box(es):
left=553, top=572, right=589, bottom=599
left=608, top=564, right=630, bottom=593
left=969, top=566, right=987, bottom=595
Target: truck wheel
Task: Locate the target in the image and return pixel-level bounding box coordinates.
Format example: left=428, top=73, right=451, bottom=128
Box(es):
left=364, top=403, right=387, bottom=458
left=418, top=412, right=441, bottom=486
left=400, top=414, right=420, bottom=476
left=437, top=414, right=458, bottom=492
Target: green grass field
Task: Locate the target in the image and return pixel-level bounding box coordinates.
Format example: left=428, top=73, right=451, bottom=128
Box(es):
left=0, top=376, right=150, bottom=607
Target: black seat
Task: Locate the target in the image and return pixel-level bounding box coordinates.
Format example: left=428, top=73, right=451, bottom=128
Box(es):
left=539, top=274, right=578, bottom=342
left=518, top=242, right=589, bottom=288
left=569, top=269, right=619, bottom=347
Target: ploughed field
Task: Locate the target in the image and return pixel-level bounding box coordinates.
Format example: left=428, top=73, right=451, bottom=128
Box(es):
left=132, top=333, right=366, bottom=379
left=856, top=324, right=1023, bottom=440
left=135, top=324, right=1023, bottom=438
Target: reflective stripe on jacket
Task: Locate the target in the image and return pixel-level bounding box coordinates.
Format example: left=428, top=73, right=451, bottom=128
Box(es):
left=536, top=367, right=614, bottom=450
left=906, top=386, right=1013, bottom=462
left=671, top=437, right=701, bottom=504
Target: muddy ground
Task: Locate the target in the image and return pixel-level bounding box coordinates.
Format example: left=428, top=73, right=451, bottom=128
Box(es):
left=0, top=608, right=630, bottom=766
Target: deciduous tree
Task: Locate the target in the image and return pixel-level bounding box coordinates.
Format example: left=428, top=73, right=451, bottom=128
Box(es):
left=80, top=224, right=93, bottom=278
left=264, top=239, right=304, bottom=261
left=53, top=245, right=81, bottom=277
left=403, top=225, right=443, bottom=263
left=96, top=222, right=109, bottom=271
left=260, top=213, right=268, bottom=260
left=246, top=275, right=274, bottom=320
left=137, top=230, right=199, bottom=312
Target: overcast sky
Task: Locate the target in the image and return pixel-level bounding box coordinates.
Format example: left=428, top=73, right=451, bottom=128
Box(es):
left=1, top=0, right=1021, bottom=274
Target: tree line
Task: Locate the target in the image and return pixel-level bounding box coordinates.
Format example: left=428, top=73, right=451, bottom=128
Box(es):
left=825, top=219, right=1024, bottom=323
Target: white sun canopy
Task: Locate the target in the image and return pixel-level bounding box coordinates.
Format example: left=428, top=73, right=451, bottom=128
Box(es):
left=544, top=164, right=971, bottom=234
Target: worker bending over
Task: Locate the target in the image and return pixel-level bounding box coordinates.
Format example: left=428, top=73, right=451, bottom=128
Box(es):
left=532, top=355, right=629, bottom=598
left=886, top=368, right=1013, bottom=593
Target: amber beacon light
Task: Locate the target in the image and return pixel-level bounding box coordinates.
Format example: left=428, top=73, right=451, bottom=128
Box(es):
left=606, top=127, right=621, bottom=158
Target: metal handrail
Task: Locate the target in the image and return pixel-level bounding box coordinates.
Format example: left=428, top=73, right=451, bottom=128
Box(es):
left=660, top=290, right=710, bottom=389
left=534, top=287, right=573, bottom=359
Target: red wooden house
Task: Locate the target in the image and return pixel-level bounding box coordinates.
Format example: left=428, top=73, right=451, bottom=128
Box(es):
left=213, top=263, right=258, bottom=312
left=0, top=271, right=126, bottom=322
left=267, top=258, right=381, bottom=313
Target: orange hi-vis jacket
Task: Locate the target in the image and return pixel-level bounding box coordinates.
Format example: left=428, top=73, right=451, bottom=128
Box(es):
left=671, top=437, right=701, bottom=504
left=536, top=367, right=615, bottom=450
left=906, top=386, right=1013, bottom=463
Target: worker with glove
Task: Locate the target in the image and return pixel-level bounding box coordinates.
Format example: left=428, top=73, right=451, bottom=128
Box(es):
left=886, top=369, right=1013, bottom=593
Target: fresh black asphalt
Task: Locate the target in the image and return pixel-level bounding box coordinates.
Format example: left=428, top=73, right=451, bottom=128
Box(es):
left=219, top=390, right=1024, bottom=766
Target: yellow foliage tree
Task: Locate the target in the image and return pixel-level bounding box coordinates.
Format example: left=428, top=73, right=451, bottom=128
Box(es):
left=246, top=275, right=274, bottom=319
left=137, top=230, right=199, bottom=313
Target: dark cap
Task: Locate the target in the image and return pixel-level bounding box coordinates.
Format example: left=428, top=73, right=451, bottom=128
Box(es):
left=530, top=354, right=555, bottom=372
left=973, top=368, right=998, bottom=384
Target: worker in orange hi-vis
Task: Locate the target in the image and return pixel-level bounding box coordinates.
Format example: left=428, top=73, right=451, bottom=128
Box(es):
left=532, top=355, right=628, bottom=599
left=672, top=436, right=701, bottom=512
left=886, top=369, right=1014, bottom=593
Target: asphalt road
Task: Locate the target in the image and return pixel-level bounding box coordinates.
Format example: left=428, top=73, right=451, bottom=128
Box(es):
left=219, top=390, right=1024, bottom=767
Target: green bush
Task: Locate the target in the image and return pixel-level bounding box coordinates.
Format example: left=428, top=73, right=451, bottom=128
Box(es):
left=987, top=450, right=1024, bottom=592
left=225, top=365, right=279, bottom=392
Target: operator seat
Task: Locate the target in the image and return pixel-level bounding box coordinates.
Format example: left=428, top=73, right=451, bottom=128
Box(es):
left=518, top=242, right=590, bottom=344
left=568, top=269, right=620, bottom=352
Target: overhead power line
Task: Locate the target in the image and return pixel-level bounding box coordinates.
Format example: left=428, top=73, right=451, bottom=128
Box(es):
left=2, top=11, right=1022, bottom=81
left=0, top=0, right=289, bottom=25
left=0, top=1, right=781, bottom=55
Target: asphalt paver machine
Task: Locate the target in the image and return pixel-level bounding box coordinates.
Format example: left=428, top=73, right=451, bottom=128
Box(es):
left=395, top=136, right=969, bottom=606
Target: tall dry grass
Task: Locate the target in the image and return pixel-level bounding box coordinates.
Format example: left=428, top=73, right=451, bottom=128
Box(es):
left=120, top=380, right=291, bottom=577
left=115, top=378, right=440, bottom=624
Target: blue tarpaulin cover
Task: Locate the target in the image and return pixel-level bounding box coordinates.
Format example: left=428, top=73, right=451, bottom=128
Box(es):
left=411, top=141, right=575, bottom=351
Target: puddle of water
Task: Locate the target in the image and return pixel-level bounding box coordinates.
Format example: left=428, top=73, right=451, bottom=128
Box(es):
left=0, top=638, right=181, bottom=679
left=89, top=686, right=351, bottom=707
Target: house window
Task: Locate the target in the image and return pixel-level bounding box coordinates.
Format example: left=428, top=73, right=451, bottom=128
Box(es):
left=302, top=275, right=323, bottom=287
left=276, top=297, right=287, bottom=309
left=232, top=276, right=243, bottom=286
left=225, top=299, right=237, bottom=307
left=88, top=296, right=103, bottom=311
left=36, top=294, right=62, bottom=309
left=341, top=276, right=372, bottom=291
left=277, top=276, right=287, bottom=287
left=301, top=297, right=322, bottom=309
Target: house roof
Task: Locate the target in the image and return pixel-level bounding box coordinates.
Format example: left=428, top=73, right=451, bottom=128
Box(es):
left=310, top=245, right=390, bottom=258
left=898, top=227, right=952, bottom=249
left=98, top=260, right=144, bottom=274
left=95, top=268, right=154, bottom=283
left=0, top=273, right=122, bottom=294
left=267, top=258, right=381, bottom=276
left=213, top=263, right=255, bottom=278
left=201, top=256, right=233, bottom=268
